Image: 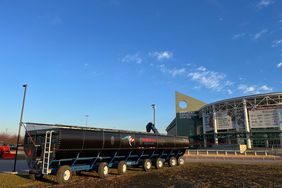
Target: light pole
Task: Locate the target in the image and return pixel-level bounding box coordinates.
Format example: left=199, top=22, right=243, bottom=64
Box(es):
left=85, top=115, right=89, bottom=127
left=151, top=104, right=156, bottom=126
left=13, top=84, right=27, bottom=172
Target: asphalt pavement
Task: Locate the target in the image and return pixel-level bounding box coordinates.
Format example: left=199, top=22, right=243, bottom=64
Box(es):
left=186, top=157, right=282, bottom=164
left=0, top=159, right=29, bottom=173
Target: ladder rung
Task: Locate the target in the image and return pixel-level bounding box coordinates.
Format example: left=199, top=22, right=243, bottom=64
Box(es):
left=42, top=130, right=54, bottom=175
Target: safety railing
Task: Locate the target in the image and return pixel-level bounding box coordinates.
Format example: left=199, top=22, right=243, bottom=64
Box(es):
left=185, top=149, right=282, bottom=160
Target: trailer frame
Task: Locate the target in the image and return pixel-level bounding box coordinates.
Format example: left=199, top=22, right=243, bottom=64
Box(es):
left=24, top=123, right=188, bottom=184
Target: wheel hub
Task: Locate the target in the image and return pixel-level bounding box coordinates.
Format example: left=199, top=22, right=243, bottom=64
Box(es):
left=122, top=164, right=127, bottom=172
left=158, top=160, right=163, bottom=167
left=63, top=170, right=71, bottom=181
left=146, top=162, right=151, bottom=169
left=103, top=166, right=109, bottom=175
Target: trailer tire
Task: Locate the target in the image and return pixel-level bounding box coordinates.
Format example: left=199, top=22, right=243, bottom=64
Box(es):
left=74, top=171, right=82, bottom=176
left=143, top=159, right=152, bottom=171
left=177, top=156, right=185, bottom=165
left=155, top=158, right=163, bottom=169
left=118, top=161, right=127, bottom=175
left=29, top=173, right=44, bottom=181
left=169, top=157, right=177, bottom=167
left=57, top=165, right=72, bottom=184
left=98, top=162, right=109, bottom=178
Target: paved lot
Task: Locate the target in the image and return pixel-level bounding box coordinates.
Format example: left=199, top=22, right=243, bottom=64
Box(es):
left=0, top=159, right=28, bottom=173
left=186, top=157, right=282, bottom=164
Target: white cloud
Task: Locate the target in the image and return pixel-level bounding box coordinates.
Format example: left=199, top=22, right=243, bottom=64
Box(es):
left=227, top=89, right=233, bottom=95
left=197, top=66, right=207, bottom=71
left=238, top=85, right=257, bottom=94
left=193, top=86, right=201, bottom=90
left=232, top=33, right=246, bottom=40
left=237, top=84, right=272, bottom=94
left=150, top=51, right=173, bottom=61
left=188, top=66, right=233, bottom=92
left=259, top=85, right=272, bottom=92
left=121, top=53, right=142, bottom=64
left=158, top=64, right=186, bottom=77
left=257, top=0, right=273, bottom=8
left=272, top=39, right=282, bottom=47
left=121, top=52, right=276, bottom=96
left=169, top=68, right=186, bottom=77
left=253, top=29, right=268, bottom=40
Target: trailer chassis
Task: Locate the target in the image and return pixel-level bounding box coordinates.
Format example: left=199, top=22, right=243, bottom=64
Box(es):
left=31, top=148, right=186, bottom=184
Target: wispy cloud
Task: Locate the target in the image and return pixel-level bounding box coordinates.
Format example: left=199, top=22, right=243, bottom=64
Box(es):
left=188, top=66, right=233, bottom=92
left=253, top=29, right=268, bottom=40
left=227, top=89, right=233, bottom=95
left=260, top=85, right=273, bottom=92
left=158, top=64, right=186, bottom=77
left=237, top=84, right=273, bottom=94
left=272, top=39, right=282, bottom=47
left=156, top=64, right=234, bottom=93
left=120, top=51, right=275, bottom=95
left=232, top=33, right=246, bottom=40
left=257, top=0, right=273, bottom=9
left=121, top=53, right=142, bottom=64
left=238, top=85, right=257, bottom=94
left=272, top=39, right=282, bottom=69
left=150, top=51, right=173, bottom=61
left=159, top=64, right=274, bottom=95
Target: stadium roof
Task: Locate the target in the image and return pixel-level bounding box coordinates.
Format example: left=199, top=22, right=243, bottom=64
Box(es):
left=199, top=92, right=282, bottom=110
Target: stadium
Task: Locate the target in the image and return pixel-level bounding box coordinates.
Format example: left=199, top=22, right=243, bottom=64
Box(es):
left=166, top=92, right=282, bottom=149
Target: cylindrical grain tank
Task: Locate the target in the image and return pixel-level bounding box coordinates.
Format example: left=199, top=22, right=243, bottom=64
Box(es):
left=24, top=123, right=189, bottom=183
left=24, top=123, right=189, bottom=160
left=57, top=128, right=189, bottom=150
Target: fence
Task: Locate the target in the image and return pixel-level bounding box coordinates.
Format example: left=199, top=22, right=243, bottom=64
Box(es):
left=185, top=149, right=282, bottom=160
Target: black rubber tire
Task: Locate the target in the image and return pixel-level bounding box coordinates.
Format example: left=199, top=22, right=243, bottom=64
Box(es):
left=29, top=173, right=44, bottom=181
left=74, top=171, right=82, bottom=176
left=169, top=157, right=177, bottom=167
left=177, top=156, right=185, bottom=165
left=117, top=161, right=127, bottom=175
left=155, top=158, right=163, bottom=169
left=56, top=165, right=72, bottom=184
left=98, top=162, right=109, bottom=178
left=143, top=159, right=152, bottom=172
left=29, top=174, right=36, bottom=181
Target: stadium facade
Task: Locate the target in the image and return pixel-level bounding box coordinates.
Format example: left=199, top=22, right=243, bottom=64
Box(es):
left=166, top=92, right=282, bottom=149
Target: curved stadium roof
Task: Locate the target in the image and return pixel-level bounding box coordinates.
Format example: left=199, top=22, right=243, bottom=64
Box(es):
left=199, top=92, right=282, bottom=111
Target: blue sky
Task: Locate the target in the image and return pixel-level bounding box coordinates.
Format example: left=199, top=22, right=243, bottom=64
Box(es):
left=0, top=0, right=282, bottom=134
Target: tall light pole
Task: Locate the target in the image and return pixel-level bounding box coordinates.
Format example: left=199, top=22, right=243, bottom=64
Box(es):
left=13, top=84, right=27, bottom=172
left=85, top=115, right=89, bottom=127
left=151, top=104, right=156, bottom=126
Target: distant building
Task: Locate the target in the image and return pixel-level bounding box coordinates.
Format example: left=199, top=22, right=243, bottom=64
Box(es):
left=166, top=92, right=282, bottom=148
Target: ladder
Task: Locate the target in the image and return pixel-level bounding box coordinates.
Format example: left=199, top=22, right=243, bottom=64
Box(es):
left=42, top=130, right=54, bottom=174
